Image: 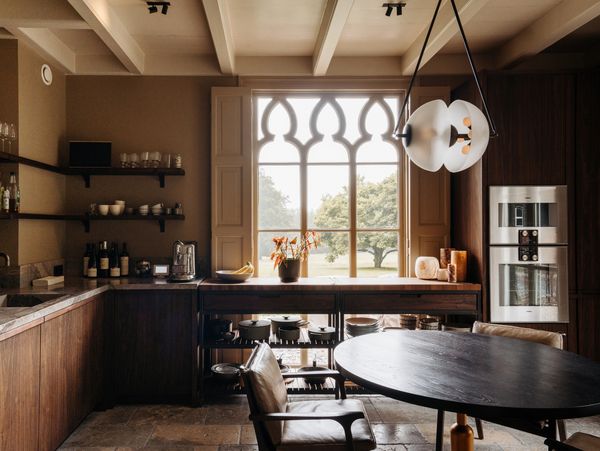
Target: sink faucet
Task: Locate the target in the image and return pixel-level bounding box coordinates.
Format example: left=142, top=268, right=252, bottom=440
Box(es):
left=0, top=252, right=10, bottom=267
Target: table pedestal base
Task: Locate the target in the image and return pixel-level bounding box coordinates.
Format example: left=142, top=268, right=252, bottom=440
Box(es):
left=450, top=413, right=474, bottom=451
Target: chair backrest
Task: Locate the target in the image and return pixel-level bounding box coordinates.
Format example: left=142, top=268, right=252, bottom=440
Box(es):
left=241, top=343, right=288, bottom=447
left=472, top=321, right=564, bottom=350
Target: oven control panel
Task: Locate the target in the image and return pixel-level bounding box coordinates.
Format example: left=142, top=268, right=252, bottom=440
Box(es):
left=518, top=245, right=539, bottom=262
left=518, top=229, right=538, bottom=245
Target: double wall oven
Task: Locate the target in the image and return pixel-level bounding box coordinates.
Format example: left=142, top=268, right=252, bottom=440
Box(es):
left=489, top=186, right=568, bottom=323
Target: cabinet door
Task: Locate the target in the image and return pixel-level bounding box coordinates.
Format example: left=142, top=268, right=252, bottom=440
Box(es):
left=114, top=290, right=194, bottom=400
left=39, top=295, right=105, bottom=451
left=0, top=326, right=40, bottom=451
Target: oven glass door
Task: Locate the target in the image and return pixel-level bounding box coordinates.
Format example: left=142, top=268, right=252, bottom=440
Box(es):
left=489, top=186, right=567, bottom=245
left=490, top=246, right=568, bottom=323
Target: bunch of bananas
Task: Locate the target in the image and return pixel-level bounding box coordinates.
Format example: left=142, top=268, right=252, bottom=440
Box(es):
left=233, top=261, right=254, bottom=274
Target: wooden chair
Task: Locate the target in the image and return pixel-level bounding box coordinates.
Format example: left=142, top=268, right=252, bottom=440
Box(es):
left=434, top=322, right=567, bottom=451
left=545, top=432, right=600, bottom=450
left=240, top=342, right=377, bottom=451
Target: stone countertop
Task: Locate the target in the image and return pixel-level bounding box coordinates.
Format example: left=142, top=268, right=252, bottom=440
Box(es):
left=0, top=277, right=203, bottom=339
left=199, top=276, right=481, bottom=292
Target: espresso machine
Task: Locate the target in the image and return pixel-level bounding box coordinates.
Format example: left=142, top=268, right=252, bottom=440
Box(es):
left=170, top=240, right=196, bottom=281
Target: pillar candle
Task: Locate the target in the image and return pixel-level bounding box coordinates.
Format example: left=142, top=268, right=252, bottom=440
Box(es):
left=450, top=250, right=467, bottom=282
left=440, top=248, right=455, bottom=269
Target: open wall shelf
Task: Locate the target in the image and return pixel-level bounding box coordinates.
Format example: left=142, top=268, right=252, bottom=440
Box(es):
left=0, top=212, right=185, bottom=233
left=0, top=151, right=185, bottom=187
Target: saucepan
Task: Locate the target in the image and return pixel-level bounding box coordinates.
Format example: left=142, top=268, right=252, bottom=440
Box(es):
left=270, top=315, right=308, bottom=338
left=238, top=319, right=271, bottom=341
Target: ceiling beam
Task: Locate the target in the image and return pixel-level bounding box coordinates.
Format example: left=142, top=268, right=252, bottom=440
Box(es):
left=312, top=0, right=354, bottom=76
left=5, top=27, right=76, bottom=73
left=399, top=0, right=491, bottom=76
left=67, top=0, right=145, bottom=74
left=495, top=0, right=600, bottom=69
left=202, top=0, right=236, bottom=75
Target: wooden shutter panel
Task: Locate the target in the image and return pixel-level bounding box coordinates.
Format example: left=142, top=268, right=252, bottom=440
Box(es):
left=211, top=87, right=253, bottom=275
left=407, top=87, right=451, bottom=276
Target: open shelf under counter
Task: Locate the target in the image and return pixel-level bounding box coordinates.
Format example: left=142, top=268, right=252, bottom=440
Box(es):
left=203, top=329, right=337, bottom=349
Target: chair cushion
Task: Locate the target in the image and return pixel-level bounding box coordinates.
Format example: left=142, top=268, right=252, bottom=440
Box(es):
left=245, top=343, right=288, bottom=444
left=277, top=399, right=376, bottom=451
left=472, top=321, right=563, bottom=349
left=565, top=432, right=600, bottom=450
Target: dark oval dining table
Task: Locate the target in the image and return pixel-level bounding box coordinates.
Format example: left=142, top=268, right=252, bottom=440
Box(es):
left=334, top=331, right=600, bottom=449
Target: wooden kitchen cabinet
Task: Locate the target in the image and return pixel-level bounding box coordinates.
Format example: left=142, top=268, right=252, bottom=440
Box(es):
left=114, top=290, right=196, bottom=401
left=39, top=294, right=107, bottom=451
left=0, top=325, right=41, bottom=451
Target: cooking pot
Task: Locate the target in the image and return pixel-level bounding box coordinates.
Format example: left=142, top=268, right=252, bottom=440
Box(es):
left=270, top=315, right=307, bottom=337
left=299, top=359, right=329, bottom=385
left=238, top=319, right=271, bottom=341
left=277, top=326, right=300, bottom=341
left=205, top=319, right=233, bottom=340
left=308, top=325, right=336, bottom=342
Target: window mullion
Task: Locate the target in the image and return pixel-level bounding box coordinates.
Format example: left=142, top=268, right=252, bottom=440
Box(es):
left=349, top=147, right=357, bottom=278
left=300, top=147, right=308, bottom=278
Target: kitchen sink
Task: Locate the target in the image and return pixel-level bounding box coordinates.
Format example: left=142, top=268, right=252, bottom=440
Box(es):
left=0, top=293, right=65, bottom=308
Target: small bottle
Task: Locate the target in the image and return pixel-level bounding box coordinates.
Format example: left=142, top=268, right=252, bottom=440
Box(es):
left=120, top=243, right=129, bottom=277
left=109, top=242, right=121, bottom=278
left=98, top=241, right=110, bottom=278
left=83, top=243, right=91, bottom=277
left=87, top=244, right=98, bottom=278
left=1, top=186, right=8, bottom=213
left=7, top=172, right=19, bottom=213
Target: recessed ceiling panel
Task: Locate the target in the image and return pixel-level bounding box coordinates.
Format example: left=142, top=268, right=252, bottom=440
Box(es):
left=108, top=0, right=215, bottom=55
left=335, top=0, right=439, bottom=56
left=440, top=0, right=561, bottom=54
left=228, top=0, right=327, bottom=56
left=52, top=29, right=113, bottom=55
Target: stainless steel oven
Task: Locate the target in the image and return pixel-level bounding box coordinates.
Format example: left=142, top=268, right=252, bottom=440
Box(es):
left=489, top=185, right=567, bottom=245
left=489, top=246, right=568, bottom=323
left=489, top=186, right=568, bottom=323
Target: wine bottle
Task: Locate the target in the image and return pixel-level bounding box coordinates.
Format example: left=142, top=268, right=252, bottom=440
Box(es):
left=87, top=243, right=98, bottom=278
left=98, top=241, right=110, bottom=278
left=83, top=243, right=91, bottom=277
left=120, top=242, right=129, bottom=277
left=109, top=242, right=121, bottom=278
left=7, top=172, right=19, bottom=213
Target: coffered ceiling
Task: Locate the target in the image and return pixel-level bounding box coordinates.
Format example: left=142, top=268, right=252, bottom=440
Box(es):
left=1, top=0, right=599, bottom=76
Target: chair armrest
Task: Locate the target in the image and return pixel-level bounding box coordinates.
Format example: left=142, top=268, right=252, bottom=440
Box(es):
left=544, top=438, right=582, bottom=451
left=282, top=370, right=344, bottom=380
left=251, top=410, right=365, bottom=423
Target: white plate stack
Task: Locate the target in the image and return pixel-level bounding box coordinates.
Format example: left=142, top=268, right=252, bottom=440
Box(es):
left=345, top=317, right=380, bottom=338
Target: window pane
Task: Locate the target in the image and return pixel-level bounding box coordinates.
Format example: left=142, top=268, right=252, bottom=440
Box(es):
left=356, top=232, right=398, bottom=278
left=308, top=232, right=349, bottom=277
left=258, top=166, right=300, bottom=229
left=307, top=138, right=348, bottom=162
left=309, top=165, right=349, bottom=228
left=259, top=139, right=300, bottom=163
left=336, top=97, right=369, bottom=144
left=257, top=231, right=301, bottom=278
left=256, top=96, right=272, bottom=141
left=356, top=165, right=398, bottom=228
left=356, top=138, right=398, bottom=162
left=288, top=97, right=320, bottom=145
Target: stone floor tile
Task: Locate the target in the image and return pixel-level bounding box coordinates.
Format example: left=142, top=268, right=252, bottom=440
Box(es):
left=204, top=405, right=251, bottom=425
left=372, top=424, right=428, bottom=445
left=61, top=425, right=153, bottom=448
left=147, top=425, right=241, bottom=447
left=217, top=446, right=259, bottom=451
left=239, top=425, right=257, bottom=445
left=80, top=406, right=139, bottom=428
left=373, top=399, right=437, bottom=424
left=59, top=448, right=116, bottom=451
left=376, top=445, right=407, bottom=450
left=128, top=405, right=208, bottom=426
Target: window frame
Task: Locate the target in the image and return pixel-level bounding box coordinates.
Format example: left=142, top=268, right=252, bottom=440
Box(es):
left=252, top=89, right=408, bottom=278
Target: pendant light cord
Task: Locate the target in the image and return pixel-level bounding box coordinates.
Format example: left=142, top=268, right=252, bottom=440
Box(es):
left=393, top=0, right=498, bottom=138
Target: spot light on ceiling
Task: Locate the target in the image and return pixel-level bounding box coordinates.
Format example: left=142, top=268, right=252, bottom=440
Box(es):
left=146, top=1, right=170, bottom=15
left=382, top=2, right=406, bottom=16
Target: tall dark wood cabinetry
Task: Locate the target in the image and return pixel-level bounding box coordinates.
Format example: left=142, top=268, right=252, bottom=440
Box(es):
left=114, top=290, right=197, bottom=401
left=451, top=72, right=593, bottom=355
left=575, top=71, right=600, bottom=361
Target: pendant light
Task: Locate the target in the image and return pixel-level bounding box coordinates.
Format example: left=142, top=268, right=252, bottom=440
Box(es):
left=392, top=0, right=498, bottom=173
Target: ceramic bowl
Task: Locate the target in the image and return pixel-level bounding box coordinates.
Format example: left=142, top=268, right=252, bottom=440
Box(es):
left=109, top=204, right=121, bottom=216
left=114, top=200, right=125, bottom=205
left=98, top=204, right=109, bottom=216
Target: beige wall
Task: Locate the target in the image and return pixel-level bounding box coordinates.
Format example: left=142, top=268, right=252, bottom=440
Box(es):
left=0, top=40, right=19, bottom=262
left=65, top=76, right=237, bottom=275
left=17, top=43, right=67, bottom=265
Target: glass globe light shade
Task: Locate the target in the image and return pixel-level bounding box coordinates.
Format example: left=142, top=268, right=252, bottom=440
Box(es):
left=445, top=100, right=490, bottom=173
left=402, top=99, right=450, bottom=172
